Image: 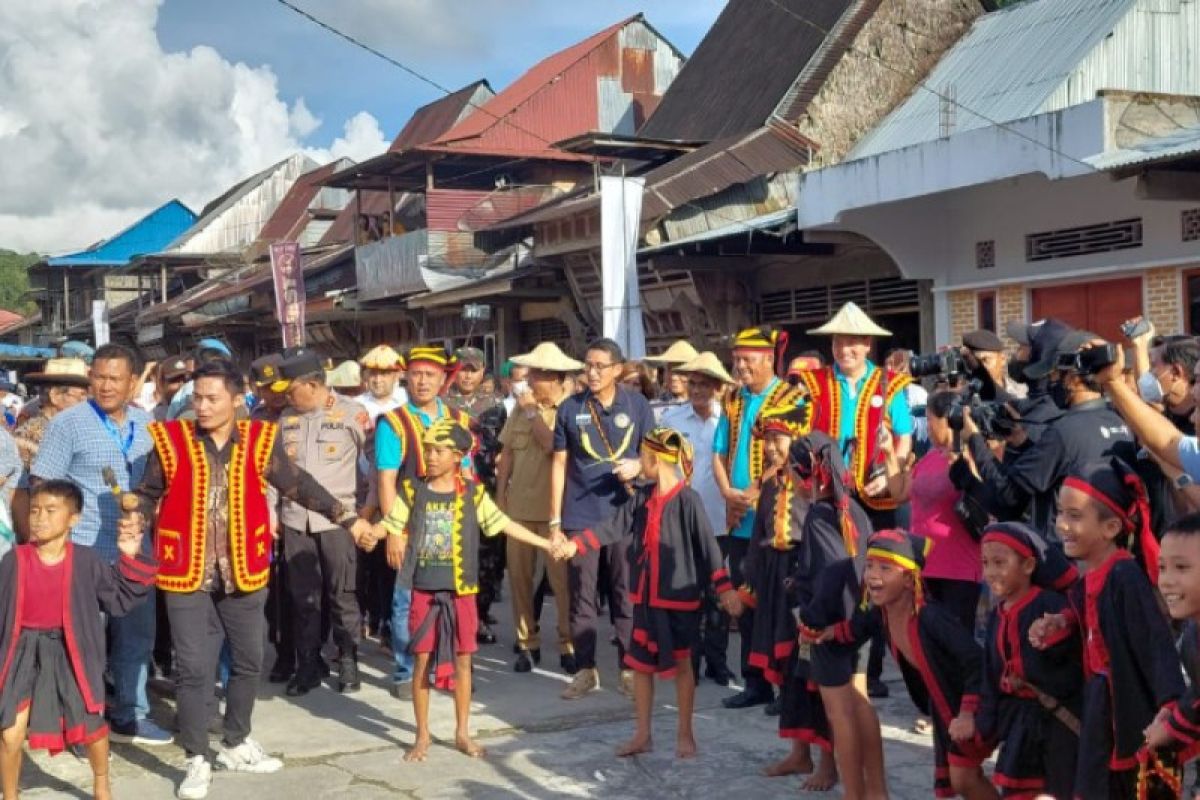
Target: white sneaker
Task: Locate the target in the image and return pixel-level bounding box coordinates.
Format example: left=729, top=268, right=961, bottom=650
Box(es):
left=216, top=738, right=284, bottom=774
left=176, top=755, right=212, bottom=800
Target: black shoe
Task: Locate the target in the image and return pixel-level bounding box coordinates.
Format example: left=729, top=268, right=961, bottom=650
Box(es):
left=268, top=658, right=295, bottom=684
left=484, top=613, right=499, bottom=626
left=867, top=678, right=889, bottom=699
left=338, top=660, right=362, bottom=694
left=560, top=653, right=578, bottom=675
left=514, top=651, right=533, bottom=673
left=704, top=666, right=734, bottom=687
left=317, top=657, right=331, bottom=678
left=476, top=623, right=497, bottom=645
left=285, top=665, right=322, bottom=697
left=721, top=688, right=772, bottom=710
left=764, top=697, right=782, bottom=717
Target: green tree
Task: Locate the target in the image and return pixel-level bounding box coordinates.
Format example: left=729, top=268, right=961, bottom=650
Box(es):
left=0, top=250, right=38, bottom=314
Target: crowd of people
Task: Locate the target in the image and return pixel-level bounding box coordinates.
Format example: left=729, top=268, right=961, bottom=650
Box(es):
left=2, top=298, right=1200, bottom=799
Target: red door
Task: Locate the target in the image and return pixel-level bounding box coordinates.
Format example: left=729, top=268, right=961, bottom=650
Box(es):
left=1030, top=276, right=1142, bottom=341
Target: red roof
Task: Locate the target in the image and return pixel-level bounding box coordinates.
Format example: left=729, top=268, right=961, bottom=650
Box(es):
left=431, top=15, right=646, bottom=157
left=390, top=80, right=493, bottom=153
left=256, top=161, right=342, bottom=243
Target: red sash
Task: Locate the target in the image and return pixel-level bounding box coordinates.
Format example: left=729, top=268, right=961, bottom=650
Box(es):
left=148, top=420, right=276, bottom=593
left=799, top=366, right=910, bottom=511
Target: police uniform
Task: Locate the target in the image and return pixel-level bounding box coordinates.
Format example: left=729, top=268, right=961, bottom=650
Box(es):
left=276, top=349, right=370, bottom=694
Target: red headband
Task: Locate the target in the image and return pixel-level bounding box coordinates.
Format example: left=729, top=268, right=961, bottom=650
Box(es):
left=980, top=531, right=1035, bottom=560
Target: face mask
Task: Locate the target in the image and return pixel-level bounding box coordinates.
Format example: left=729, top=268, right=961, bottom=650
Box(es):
left=1007, top=359, right=1030, bottom=385
left=1137, top=371, right=1164, bottom=405
left=1049, top=379, right=1071, bottom=409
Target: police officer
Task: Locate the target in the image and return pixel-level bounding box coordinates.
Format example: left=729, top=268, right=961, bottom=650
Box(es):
left=963, top=326, right=1137, bottom=539
left=275, top=348, right=370, bottom=695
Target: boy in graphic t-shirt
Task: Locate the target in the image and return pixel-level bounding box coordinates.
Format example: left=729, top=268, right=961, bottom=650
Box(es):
left=372, top=419, right=554, bottom=763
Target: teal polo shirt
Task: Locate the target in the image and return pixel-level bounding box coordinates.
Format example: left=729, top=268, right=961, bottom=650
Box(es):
left=713, top=377, right=785, bottom=540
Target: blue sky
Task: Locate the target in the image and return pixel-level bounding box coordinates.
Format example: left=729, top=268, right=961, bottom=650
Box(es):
left=157, top=0, right=724, bottom=148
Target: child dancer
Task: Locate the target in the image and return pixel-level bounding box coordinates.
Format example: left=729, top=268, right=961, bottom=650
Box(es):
left=0, top=480, right=157, bottom=799
left=1030, top=459, right=1183, bottom=798
left=1143, top=510, right=1200, bottom=799
left=373, top=419, right=556, bottom=762
left=792, top=431, right=884, bottom=800
left=740, top=404, right=838, bottom=789
left=977, top=521, right=1080, bottom=799
left=853, top=529, right=996, bottom=799
left=561, top=427, right=740, bottom=758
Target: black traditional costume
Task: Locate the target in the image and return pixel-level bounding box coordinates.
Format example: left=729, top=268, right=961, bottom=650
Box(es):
left=0, top=543, right=156, bottom=754
left=571, top=428, right=732, bottom=678
left=977, top=522, right=1081, bottom=800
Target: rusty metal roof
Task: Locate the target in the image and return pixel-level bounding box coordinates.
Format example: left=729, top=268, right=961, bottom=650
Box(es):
left=255, top=160, right=348, bottom=243
left=389, top=80, right=494, bottom=152
left=638, top=0, right=858, bottom=142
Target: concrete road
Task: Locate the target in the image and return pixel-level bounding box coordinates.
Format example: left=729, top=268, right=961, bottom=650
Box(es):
left=25, top=593, right=946, bottom=799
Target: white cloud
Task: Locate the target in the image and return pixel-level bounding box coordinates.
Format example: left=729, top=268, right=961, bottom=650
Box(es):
left=0, top=0, right=387, bottom=254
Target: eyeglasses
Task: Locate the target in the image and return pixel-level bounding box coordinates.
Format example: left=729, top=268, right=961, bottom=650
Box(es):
left=583, top=362, right=617, bottom=374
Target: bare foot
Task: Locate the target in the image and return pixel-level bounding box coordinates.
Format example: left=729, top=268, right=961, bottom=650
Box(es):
left=616, top=734, right=653, bottom=757
left=455, top=735, right=486, bottom=758
left=404, top=737, right=432, bottom=762
left=763, top=750, right=814, bottom=777
left=676, top=732, right=697, bottom=759
left=94, top=774, right=112, bottom=800
left=801, top=755, right=838, bottom=792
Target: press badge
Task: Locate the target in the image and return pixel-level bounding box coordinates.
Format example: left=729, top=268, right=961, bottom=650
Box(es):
left=575, top=413, right=592, bottom=427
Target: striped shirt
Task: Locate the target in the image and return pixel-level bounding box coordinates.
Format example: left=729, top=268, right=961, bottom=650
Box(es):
left=30, top=401, right=153, bottom=561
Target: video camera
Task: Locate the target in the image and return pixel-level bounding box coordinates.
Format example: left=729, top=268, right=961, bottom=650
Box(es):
left=1055, top=343, right=1119, bottom=375
left=909, top=349, right=967, bottom=380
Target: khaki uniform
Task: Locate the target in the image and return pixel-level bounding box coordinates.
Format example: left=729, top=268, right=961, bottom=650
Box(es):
left=498, top=400, right=572, bottom=654
left=279, top=392, right=369, bottom=668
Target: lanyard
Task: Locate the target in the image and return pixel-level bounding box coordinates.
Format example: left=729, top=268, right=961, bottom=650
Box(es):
left=581, top=397, right=635, bottom=464
left=88, top=399, right=136, bottom=460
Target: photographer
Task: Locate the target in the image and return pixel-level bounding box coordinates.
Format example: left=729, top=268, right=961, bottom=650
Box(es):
left=961, top=329, right=1027, bottom=402
left=963, top=328, right=1136, bottom=537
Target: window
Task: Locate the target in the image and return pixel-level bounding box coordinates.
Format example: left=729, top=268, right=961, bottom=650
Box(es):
left=1187, top=270, right=1200, bottom=335
left=977, top=291, right=997, bottom=333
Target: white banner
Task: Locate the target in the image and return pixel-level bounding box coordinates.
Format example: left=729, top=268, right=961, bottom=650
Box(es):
left=92, top=300, right=110, bottom=347
left=600, top=175, right=646, bottom=360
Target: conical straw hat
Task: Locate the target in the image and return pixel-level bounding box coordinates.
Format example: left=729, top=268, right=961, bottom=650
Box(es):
left=807, top=301, right=892, bottom=337
left=646, top=339, right=700, bottom=366
left=510, top=342, right=584, bottom=373
left=674, top=351, right=735, bottom=385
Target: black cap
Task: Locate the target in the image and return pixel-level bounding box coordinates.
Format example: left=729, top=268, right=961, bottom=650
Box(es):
left=1005, top=320, right=1033, bottom=346
left=161, top=358, right=191, bottom=382
left=1021, top=319, right=1073, bottom=380
left=250, top=353, right=284, bottom=388
left=277, top=348, right=325, bottom=383
left=962, top=329, right=1005, bottom=352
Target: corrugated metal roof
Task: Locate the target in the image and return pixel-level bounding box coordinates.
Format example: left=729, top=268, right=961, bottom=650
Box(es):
left=46, top=200, right=197, bottom=268
left=390, top=80, right=495, bottom=152
left=850, top=0, right=1140, bottom=159
left=639, top=207, right=796, bottom=254
left=255, top=160, right=350, bottom=243
left=1088, top=120, right=1200, bottom=169
left=638, top=0, right=858, bottom=142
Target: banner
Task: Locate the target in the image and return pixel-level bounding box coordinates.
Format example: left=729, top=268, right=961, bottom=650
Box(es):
left=600, top=175, right=647, bottom=360
left=91, top=300, right=110, bottom=347
left=269, top=241, right=306, bottom=348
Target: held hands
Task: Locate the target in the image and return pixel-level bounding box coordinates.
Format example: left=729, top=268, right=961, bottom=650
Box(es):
left=116, top=510, right=144, bottom=541
left=718, top=590, right=742, bottom=618
left=385, top=531, right=407, bottom=570
left=948, top=712, right=977, bottom=743
left=348, top=518, right=374, bottom=549
left=549, top=537, right=578, bottom=561
left=612, top=459, right=641, bottom=483
left=116, top=525, right=144, bottom=558
left=862, top=474, right=889, bottom=498
left=1143, top=707, right=1174, bottom=750
left=1028, top=612, right=1066, bottom=650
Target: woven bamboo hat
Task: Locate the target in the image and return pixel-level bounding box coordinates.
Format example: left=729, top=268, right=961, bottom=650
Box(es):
left=807, top=301, right=892, bottom=337
left=646, top=339, right=700, bottom=366
left=510, top=342, right=584, bottom=373
left=674, top=351, right=735, bottom=385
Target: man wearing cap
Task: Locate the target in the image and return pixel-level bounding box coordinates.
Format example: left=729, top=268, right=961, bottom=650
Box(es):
left=647, top=339, right=700, bottom=407
left=445, top=346, right=507, bottom=644
left=962, top=328, right=1027, bottom=402
left=496, top=343, right=580, bottom=674
left=662, top=351, right=736, bottom=685
left=274, top=347, right=372, bottom=695
left=963, top=323, right=1136, bottom=537
left=376, top=345, right=472, bottom=696
left=12, top=358, right=89, bottom=468
left=713, top=327, right=797, bottom=709
left=249, top=355, right=287, bottom=424
left=550, top=338, right=656, bottom=700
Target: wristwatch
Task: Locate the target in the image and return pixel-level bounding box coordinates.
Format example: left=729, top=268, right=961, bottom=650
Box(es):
left=1176, top=473, right=1195, bottom=489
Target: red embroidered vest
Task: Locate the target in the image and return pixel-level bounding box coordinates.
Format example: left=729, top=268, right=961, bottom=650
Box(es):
left=720, top=379, right=793, bottom=485
left=382, top=404, right=472, bottom=480
left=798, top=366, right=911, bottom=511
left=148, top=420, right=277, bottom=593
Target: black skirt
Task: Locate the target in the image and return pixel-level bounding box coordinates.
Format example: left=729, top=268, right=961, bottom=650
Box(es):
left=747, top=546, right=802, bottom=686
left=778, top=642, right=831, bottom=750
left=990, top=696, right=1077, bottom=800
left=625, top=603, right=699, bottom=679
left=0, top=629, right=107, bottom=755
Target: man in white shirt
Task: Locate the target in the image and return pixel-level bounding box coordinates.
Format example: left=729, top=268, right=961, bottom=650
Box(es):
left=356, top=345, right=408, bottom=424
left=661, top=351, right=736, bottom=685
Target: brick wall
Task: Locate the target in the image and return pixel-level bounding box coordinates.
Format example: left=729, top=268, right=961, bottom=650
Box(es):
left=1145, top=267, right=1183, bottom=334
left=998, top=285, right=1025, bottom=348
left=948, top=290, right=975, bottom=345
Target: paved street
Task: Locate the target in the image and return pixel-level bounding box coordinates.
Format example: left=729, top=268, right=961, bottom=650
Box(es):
left=26, top=594, right=943, bottom=799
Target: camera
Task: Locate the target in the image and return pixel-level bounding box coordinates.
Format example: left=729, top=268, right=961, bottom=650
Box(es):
left=1055, top=343, right=1118, bottom=375
left=909, top=349, right=966, bottom=380
left=1121, top=319, right=1151, bottom=339
left=945, top=379, right=1017, bottom=440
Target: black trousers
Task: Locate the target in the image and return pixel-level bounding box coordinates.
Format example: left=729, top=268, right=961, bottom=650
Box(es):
left=568, top=534, right=632, bottom=671
left=726, top=536, right=771, bottom=696
left=284, top=526, right=361, bottom=662
left=693, top=537, right=732, bottom=676
left=166, top=588, right=267, bottom=759
left=266, top=544, right=295, bottom=670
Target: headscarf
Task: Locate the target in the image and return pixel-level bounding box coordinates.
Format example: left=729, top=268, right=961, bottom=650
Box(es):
left=865, top=528, right=933, bottom=609
left=642, top=426, right=693, bottom=480
left=403, top=345, right=460, bottom=396
left=733, top=326, right=790, bottom=378
left=1062, top=458, right=1158, bottom=584
left=422, top=418, right=473, bottom=452
left=790, top=430, right=865, bottom=557
left=752, top=386, right=812, bottom=440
